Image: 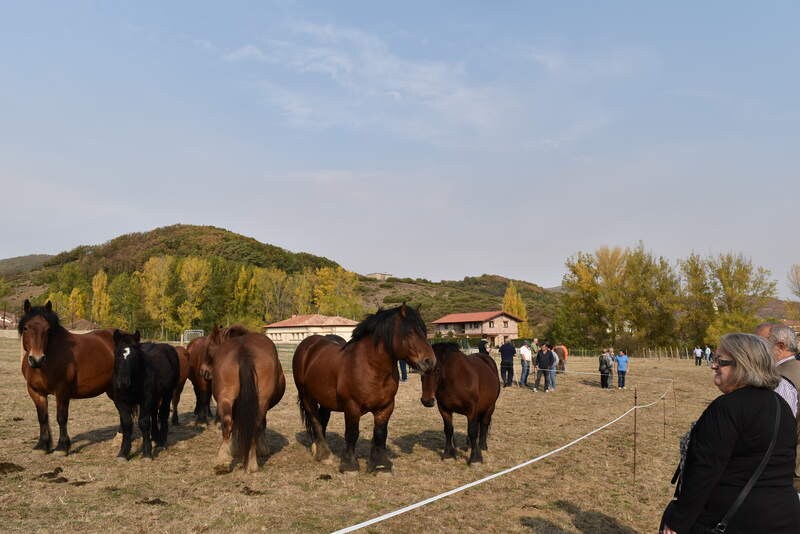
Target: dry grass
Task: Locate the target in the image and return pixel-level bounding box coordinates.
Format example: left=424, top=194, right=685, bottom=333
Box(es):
left=0, top=337, right=719, bottom=533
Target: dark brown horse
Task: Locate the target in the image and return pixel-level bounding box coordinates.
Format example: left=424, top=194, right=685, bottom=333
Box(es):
left=170, top=345, right=190, bottom=425
left=200, top=325, right=285, bottom=474
left=420, top=342, right=500, bottom=464
left=292, top=304, right=436, bottom=473
left=18, top=300, right=115, bottom=455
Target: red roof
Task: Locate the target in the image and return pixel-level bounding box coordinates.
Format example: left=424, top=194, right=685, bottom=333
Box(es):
left=432, top=311, right=522, bottom=324
left=264, top=314, right=358, bottom=328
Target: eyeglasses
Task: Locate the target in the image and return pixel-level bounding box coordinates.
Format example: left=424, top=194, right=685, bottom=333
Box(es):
left=711, top=357, right=736, bottom=368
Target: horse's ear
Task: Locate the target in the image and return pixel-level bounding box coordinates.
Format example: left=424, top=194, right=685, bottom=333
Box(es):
left=45, top=301, right=52, bottom=312
left=23, top=299, right=31, bottom=313
left=133, top=330, right=140, bottom=344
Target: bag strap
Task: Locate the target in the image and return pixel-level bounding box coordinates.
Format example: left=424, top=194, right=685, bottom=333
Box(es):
left=710, top=394, right=782, bottom=534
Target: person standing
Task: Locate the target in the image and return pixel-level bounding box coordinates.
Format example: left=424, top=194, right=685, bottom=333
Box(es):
left=756, top=323, right=800, bottom=497
left=549, top=343, right=558, bottom=390
left=704, top=345, right=712, bottom=365
left=499, top=339, right=516, bottom=387
left=616, top=349, right=629, bottom=389
left=660, top=334, right=800, bottom=533
left=519, top=341, right=533, bottom=388
left=397, top=359, right=408, bottom=382
left=694, top=346, right=703, bottom=366
left=478, top=335, right=490, bottom=355
left=599, top=349, right=610, bottom=389
left=535, top=343, right=555, bottom=392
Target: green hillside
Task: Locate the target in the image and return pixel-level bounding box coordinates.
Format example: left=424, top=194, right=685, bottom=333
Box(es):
left=0, top=255, right=52, bottom=277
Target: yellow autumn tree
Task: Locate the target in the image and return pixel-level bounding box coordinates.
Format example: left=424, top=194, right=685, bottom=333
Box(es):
left=502, top=281, right=531, bottom=338
left=177, top=257, right=211, bottom=330
left=91, top=270, right=111, bottom=326
left=141, top=256, right=178, bottom=339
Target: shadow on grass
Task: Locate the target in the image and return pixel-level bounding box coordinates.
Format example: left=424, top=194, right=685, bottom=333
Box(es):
left=554, top=499, right=638, bottom=533
left=294, top=431, right=395, bottom=460
left=392, top=429, right=469, bottom=454
left=69, top=410, right=207, bottom=454
left=520, top=517, right=572, bottom=533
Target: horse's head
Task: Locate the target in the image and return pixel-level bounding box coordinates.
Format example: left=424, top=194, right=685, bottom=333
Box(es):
left=112, top=329, right=142, bottom=390
left=393, top=304, right=436, bottom=373
left=419, top=366, right=439, bottom=408
left=199, top=325, right=222, bottom=381
left=19, top=300, right=59, bottom=369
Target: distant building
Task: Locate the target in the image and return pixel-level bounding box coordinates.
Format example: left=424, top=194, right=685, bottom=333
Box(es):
left=365, top=273, right=393, bottom=281
left=432, top=311, right=522, bottom=346
left=264, top=314, right=358, bottom=343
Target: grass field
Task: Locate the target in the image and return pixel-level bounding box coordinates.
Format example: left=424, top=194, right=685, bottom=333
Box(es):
left=0, top=337, right=719, bottom=533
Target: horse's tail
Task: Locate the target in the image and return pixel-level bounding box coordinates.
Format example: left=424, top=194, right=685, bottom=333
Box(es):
left=234, top=349, right=259, bottom=470
left=296, top=388, right=315, bottom=439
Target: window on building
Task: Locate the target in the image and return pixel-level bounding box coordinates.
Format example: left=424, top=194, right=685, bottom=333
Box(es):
left=489, top=321, right=494, bottom=328
left=503, top=321, right=509, bottom=328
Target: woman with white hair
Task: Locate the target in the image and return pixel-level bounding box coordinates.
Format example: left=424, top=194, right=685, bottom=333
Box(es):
left=661, top=333, right=800, bottom=533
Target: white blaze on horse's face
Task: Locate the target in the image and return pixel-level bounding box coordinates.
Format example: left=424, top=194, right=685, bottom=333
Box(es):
left=123, top=347, right=131, bottom=360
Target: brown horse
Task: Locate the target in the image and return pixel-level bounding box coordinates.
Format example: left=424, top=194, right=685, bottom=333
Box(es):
left=554, top=344, right=569, bottom=372
left=18, top=300, right=115, bottom=455
left=292, top=304, right=436, bottom=473
left=200, top=325, right=285, bottom=474
left=421, top=342, right=500, bottom=464
left=183, top=328, right=248, bottom=425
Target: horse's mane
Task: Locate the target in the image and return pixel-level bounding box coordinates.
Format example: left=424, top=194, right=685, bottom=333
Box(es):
left=223, top=325, right=251, bottom=339
left=432, top=342, right=461, bottom=361
left=347, top=305, right=427, bottom=358
left=18, top=304, right=60, bottom=335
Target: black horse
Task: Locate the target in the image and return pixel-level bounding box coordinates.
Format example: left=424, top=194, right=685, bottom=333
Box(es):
left=112, top=330, right=179, bottom=460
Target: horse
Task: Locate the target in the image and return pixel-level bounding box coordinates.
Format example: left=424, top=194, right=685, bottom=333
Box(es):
left=183, top=326, right=249, bottom=425
left=554, top=344, right=568, bottom=372
left=170, top=345, right=190, bottom=425
left=420, top=342, right=500, bottom=464
left=111, top=330, right=180, bottom=460
left=18, top=299, right=115, bottom=455
left=292, top=304, right=436, bottom=473
left=200, top=325, right=285, bottom=474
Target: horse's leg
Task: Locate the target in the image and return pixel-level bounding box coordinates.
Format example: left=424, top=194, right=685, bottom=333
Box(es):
left=479, top=411, right=493, bottom=451
left=214, top=398, right=235, bottom=474
left=52, top=394, right=71, bottom=456
left=27, top=385, right=51, bottom=452
left=139, top=399, right=154, bottom=460
left=171, top=379, right=184, bottom=426
left=467, top=416, right=483, bottom=465
left=256, top=416, right=269, bottom=458
left=300, top=393, right=332, bottom=463
left=319, top=406, right=331, bottom=437
left=367, top=402, right=394, bottom=473
left=439, top=408, right=457, bottom=459
left=115, top=401, right=134, bottom=460
left=157, top=390, right=172, bottom=447
left=340, top=404, right=361, bottom=473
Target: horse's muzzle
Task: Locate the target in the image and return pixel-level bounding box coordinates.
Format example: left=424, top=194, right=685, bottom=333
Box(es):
left=27, top=355, right=44, bottom=368
left=420, top=398, right=435, bottom=408
left=417, top=357, right=436, bottom=373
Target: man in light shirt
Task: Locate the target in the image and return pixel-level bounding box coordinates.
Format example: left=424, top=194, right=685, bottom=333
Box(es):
left=756, top=323, right=800, bottom=497
left=519, top=341, right=533, bottom=388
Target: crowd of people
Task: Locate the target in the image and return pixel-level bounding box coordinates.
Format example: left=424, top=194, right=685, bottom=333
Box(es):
left=598, top=348, right=629, bottom=389
left=489, top=337, right=564, bottom=392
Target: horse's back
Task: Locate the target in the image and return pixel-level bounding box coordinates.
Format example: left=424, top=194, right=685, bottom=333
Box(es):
left=292, top=335, right=345, bottom=409
left=219, top=334, right=284, bottom=408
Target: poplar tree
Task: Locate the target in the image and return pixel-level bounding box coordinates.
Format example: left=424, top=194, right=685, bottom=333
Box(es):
left=68, top=287, right=87, bottom=328
left=177, top=257, right=211, bottom=330
left=679, top=253, right=716, bottom=345
left=314, top=267, right=363, bottom=319
left=91, top=270, right=111, bottom=326
left=502, top=281, right=531, bottom=338
left=141, top=255, right=178, bottom=339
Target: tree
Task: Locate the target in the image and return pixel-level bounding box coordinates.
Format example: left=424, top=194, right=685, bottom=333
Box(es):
left=557, top=251, right=607, bottom=346
left=705, top=253, right=777, bottom=340
left=141, top=256, right=178, bottom=339
left=108, top=272, right=143, bottom=331
left=177, top=257, right=211, bottom=330
left=68, top=287, right=87, bottom=328
left=788, top=264, right=800, bottom=301
left=47, top=291, right=70, bottom=318
left=502, top=281, right=531, bottom=338
left=679, top=254, right=716, bottom=345
left=0, top=277, right=10, bottom=329
left=595, top=246, right=628, bottom=344
left=313, top=267, right=363, bottom=319
left=91, top=270, right=111, bottom=326
left=293, top=269, right=316, bottom=315
left=253, top=267, right=295, bottom=324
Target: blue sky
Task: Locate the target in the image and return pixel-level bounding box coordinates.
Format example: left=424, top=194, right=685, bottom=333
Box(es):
left=1, top=2, right=798, bottom=297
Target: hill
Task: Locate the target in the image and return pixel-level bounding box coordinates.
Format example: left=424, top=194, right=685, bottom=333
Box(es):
left=0, top=255, right=52, bottom=277
left=43, top=224, right=338, bottom=275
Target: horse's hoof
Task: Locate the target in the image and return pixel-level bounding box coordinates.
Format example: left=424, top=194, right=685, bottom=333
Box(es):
left=321, top=455, right=335, bottom=466
left=52, top=449, right=68, bottom=457
left=33, top=447, right=50, bottom=455
left=140, top=456, right=152, bottom=462
left=369, top=464, right=393, bottom=475
left=116, top=456, right=128, bottom=463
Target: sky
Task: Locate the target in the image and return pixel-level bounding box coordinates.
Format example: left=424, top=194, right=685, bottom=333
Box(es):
left=1, top=2, right=798, bottom=298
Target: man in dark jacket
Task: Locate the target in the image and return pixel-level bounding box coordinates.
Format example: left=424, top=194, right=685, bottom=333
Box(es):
left=499, top=340, right=516, bottom=387
left=534, top=344, right=555, bottom=392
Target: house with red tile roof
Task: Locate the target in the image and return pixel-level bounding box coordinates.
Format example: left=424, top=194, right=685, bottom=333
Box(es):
left=432, top=310, right=522, bottom=346
left=264, top=314, right=359, bottom=343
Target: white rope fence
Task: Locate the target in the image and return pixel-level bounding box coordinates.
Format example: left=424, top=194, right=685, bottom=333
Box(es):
left=331, top=383, right=672, bottom=534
